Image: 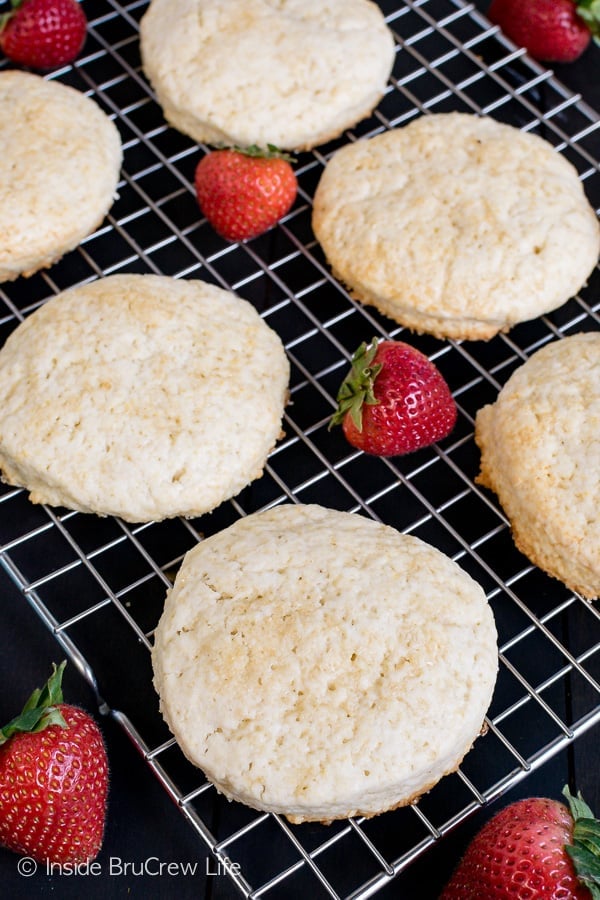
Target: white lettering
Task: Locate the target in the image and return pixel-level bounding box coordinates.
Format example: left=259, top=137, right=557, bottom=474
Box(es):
left=46, top=855, right=203, bottom=878
left=144, top=857, right=160, bottom=876
left=109, top=857, right=123, bottom=876
left=179, top=861, right=199, bottom=875
left=205, top=856, right=242, bottom=876
left=46, top=860, right=102, bottom=876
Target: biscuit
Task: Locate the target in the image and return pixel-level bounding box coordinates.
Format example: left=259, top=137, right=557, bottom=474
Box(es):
left=152, top=503, right=498, bottom=823
left=139, top=0, right=395, bottom=151
left=312, top=113, right=600, bottom=340
left=475, top=333, right=600, bottom=599
left=0, top=70, right=122, bottom=283
left=0, top=274, right=289, bottom=523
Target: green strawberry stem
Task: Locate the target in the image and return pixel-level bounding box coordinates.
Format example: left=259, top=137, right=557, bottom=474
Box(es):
left=0, top=661, right=67, bottom=745
left=563, top=785, right=600, bottom=898
left=0, top=0, right=24, bottom=31
left=330, top=339, right=382, bottom=431
left=577, top=0, right=600, bottom=42
left=213, top=142, right=296, bottom=163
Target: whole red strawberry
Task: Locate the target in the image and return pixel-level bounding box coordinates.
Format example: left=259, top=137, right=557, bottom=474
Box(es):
left=329, top=338, right=457, bottom=457
left=441, top=787, right=600, bottom=899
left=0, top=0, right=87, bottom=70
left=194, top=144, right=297, bottom=242
left=0, top=661, right=108, bottom=864
left=488, top=0, right=600, bottom=63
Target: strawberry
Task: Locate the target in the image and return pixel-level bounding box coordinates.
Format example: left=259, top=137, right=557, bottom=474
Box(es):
left=440, top=786, right=600, bottom=899
left=0, top=0, right=87, bottom=70
left=488, top=0, right=600, bottom=64
left=0, top=661, right=108, bottom=864
left=194, top=144, right=297, bottom=242
left=329, top=337, right=457, bottom=457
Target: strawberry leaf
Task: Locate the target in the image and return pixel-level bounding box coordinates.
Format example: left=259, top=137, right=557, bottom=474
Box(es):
left=577, top=0, right=600, bottom=39
left=329, top=339, right=383, bottom=430
left=566, top=847, right=600, bottom=900
left=564, top=785, right=596, bottom=821
left=0, top=0, right=22, bottom=31
left=213, top=143, right=296, bottom=163
left=35, top=659, right=66, bottom=708
left=563, top=785, right=600, bottom=897
left=0, top=661, right=67, bottom=745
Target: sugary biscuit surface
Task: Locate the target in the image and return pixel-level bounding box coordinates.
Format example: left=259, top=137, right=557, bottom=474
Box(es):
left=475, top=333, right=600, bottom=598
left=0, top=70, right=122, bottom=283
left=0, top=274, right=289, bottom=522
left=152, top=503, right=498, bottom=822
left=140, top=0, right=395, bottom=150
left=312, top=113, right=600, bottom=340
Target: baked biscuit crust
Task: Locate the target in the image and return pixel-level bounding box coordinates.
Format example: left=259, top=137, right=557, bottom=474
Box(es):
left=0, top=274, right=289, bottom=523
left=152, top=503, right=498, bottom=822
left=140, top=0, right=395, bottom=151
left=475, top=333, right=600, bottom=599
left=312, top=113, right=600, bottom=340
left=0, top=71, right=122, bottom=283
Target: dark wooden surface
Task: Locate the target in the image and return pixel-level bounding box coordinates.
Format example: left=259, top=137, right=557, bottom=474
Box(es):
left=0, top=2, right=598, bottom=898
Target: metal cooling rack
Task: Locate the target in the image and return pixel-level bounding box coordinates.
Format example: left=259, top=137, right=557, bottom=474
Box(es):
left=1, top=0, right=599, bottom=897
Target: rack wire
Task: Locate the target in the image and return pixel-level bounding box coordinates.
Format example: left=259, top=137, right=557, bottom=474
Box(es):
left=1, top=0, right=599, bottom=896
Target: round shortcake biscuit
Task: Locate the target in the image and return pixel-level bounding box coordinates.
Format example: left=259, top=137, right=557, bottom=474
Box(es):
left=312, top=113, right=600, bottom=340
left=152, top=503, right=498, bottom=823
left=139, top=0, right=395, bottom=151
left=0, top=70, right=122, bottom=283
left=0, top=274, right=289, bottom=523
left=475, top=332, right=600, bottom=599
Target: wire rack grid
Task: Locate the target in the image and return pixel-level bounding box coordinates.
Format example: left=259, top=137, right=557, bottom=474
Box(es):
left=1, top=0, right=599, bottom=897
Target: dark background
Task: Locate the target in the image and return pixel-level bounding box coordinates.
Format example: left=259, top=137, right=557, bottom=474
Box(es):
left=0, top=0, right=598, bottom=897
